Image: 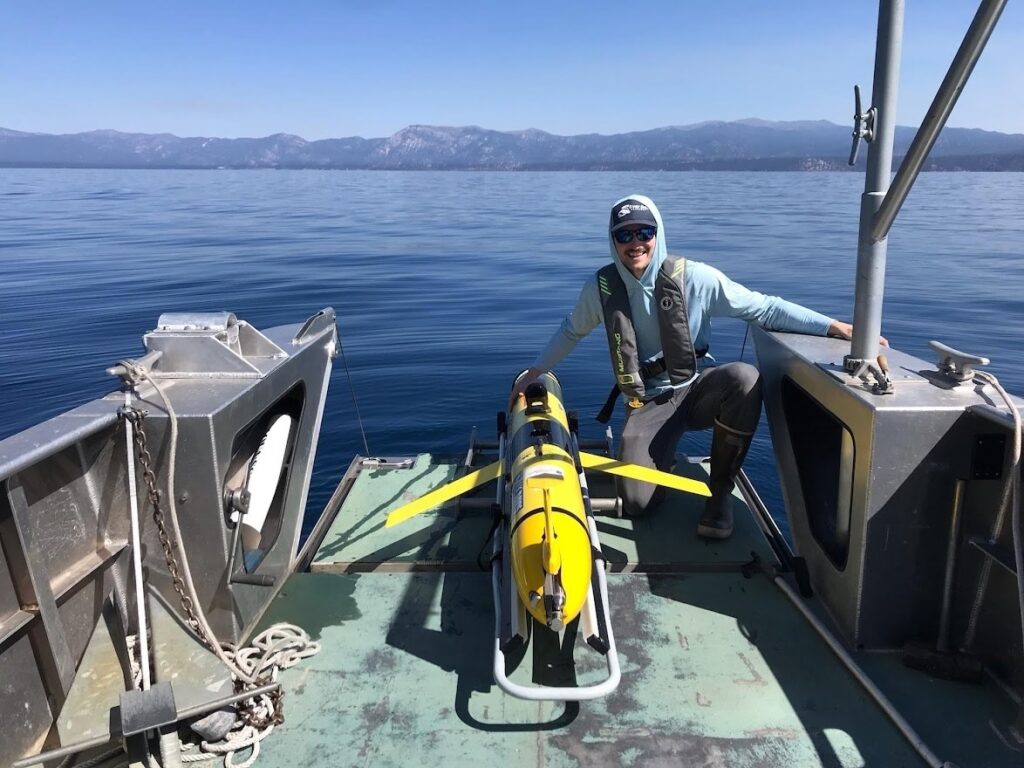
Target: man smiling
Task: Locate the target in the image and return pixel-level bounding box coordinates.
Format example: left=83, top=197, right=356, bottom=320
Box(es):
left=514, top=194, right=865, bottom=539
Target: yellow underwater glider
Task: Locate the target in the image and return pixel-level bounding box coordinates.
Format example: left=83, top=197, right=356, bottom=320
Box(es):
left=385, top=372, right=710, bottom=700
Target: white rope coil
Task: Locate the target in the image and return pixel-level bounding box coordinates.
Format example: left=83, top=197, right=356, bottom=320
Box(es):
left=181, top=720, right=274, bottom=768
left=224, top=623, right=321, bottom=680
left=181, top=623, right=320, bottom=768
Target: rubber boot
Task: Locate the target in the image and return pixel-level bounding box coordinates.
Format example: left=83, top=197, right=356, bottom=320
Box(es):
left=697, top=421, right=753, bottom=540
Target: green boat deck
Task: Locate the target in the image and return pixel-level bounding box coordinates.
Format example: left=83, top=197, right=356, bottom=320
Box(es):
left=252, top=453, right=1019, bottom=767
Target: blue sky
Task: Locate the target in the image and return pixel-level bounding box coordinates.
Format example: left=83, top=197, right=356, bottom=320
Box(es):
left=4, top=1, right=1022, bottom=139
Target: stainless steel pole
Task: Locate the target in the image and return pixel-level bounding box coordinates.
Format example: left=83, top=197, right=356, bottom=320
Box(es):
left=774, top=576, right=946, bottom=768
left=937, top=479, right=966, bottom=652
left=124, top=392, right=152, bottom=691
left=848, top=0, right=904, bottom=369
left=871, top=0, right=1009, bottom=243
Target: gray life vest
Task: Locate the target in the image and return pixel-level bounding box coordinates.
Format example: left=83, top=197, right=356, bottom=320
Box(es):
left=596, top=255, right=700, bottom=401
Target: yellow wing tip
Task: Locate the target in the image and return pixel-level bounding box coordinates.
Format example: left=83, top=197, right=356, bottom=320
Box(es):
left=579, top=451, right=712, bottom=497
left=382, top=460, right=503, bottom=528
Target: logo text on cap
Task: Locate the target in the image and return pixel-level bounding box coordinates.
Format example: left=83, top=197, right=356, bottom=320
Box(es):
left=617, top=203, right=650, bottom=218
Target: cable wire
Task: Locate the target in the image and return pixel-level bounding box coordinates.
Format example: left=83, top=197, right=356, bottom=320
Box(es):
left=336, top=326, right=371, bottom=457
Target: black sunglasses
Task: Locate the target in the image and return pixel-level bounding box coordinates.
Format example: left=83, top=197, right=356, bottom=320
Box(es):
left=613, top=227, right=657, bottom=244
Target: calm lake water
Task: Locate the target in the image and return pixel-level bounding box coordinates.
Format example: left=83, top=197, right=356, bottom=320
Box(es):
left=3, top=169, right=1023, bottom=536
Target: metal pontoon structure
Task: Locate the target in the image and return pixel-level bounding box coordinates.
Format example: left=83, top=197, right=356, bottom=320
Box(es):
left=2, top=1, right=1022, bottom=766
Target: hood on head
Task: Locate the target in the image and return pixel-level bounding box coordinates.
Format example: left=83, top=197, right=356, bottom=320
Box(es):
left=608, top=194, right=666, bottom=288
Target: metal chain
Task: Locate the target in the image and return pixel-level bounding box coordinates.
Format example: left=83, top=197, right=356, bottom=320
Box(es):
left=120, top=404, right=287, bottom=728
left=234, top=678, right=285, bottom=730
left=121, top=406, right=207, bottom=644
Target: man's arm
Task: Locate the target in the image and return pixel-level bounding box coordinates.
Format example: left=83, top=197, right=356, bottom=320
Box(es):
left=509, top=277, right=603, bottom=404
left=696, top=263, right=887, bottom=345
left=826, top=320, right=889, bottom=346
left=530, top=275, right=603, bottom=370
left=696, top=262, right=833, bottom=335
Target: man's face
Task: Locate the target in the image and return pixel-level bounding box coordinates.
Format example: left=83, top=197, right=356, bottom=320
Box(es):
left=613, top=226, right=657, bottom=278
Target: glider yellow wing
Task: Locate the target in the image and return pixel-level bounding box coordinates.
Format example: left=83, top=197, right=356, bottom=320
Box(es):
left=385, top=460, right=502, bottom=527
left=578, top=452, right=711, bottom=497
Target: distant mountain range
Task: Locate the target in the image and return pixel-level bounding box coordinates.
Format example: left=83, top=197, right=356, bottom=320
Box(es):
left=3, top=120, right=1023, bottom=171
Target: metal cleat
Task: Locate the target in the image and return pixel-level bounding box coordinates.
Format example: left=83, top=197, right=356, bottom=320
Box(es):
left=929, top=340, right=990, bottom=384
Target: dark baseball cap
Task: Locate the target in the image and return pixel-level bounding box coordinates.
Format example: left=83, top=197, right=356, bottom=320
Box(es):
left=610, top=199, right=658, bottom=233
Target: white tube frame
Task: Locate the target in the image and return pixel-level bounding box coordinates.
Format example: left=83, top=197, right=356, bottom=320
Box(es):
left=490, top=519, right=621, bottom=701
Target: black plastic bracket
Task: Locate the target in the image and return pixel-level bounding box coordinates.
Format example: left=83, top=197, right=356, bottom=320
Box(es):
left=793, top=557, right=815, bottom=598
left=119, top=681, right=178, bottom=737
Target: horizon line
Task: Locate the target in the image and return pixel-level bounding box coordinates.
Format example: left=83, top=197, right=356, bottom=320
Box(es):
left=4, top=118, right=1024, bottom=142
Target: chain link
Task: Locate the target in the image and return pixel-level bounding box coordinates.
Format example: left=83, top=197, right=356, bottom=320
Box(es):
left=120, top=404, right=286, bottom=727
left=121, top=407, right=207, bottom=644
left=234, top=678, right=285, bottom=730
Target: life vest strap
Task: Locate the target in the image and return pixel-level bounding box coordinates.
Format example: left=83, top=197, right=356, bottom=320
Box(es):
left=596, top=356, right=666, bottom=424
left=595, top=351, right=708, bottom=424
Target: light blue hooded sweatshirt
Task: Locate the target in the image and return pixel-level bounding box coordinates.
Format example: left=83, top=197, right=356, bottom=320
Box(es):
left=532, top=194, right=834, bottom=398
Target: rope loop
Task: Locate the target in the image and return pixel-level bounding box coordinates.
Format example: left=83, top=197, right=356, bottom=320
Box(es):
left=182, top=623, right=320, bottom=767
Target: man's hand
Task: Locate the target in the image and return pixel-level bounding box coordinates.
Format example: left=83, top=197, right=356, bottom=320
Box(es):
left=828, top=320, right=889, bottom=348
left=508, top=367, right=543, bottom=409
